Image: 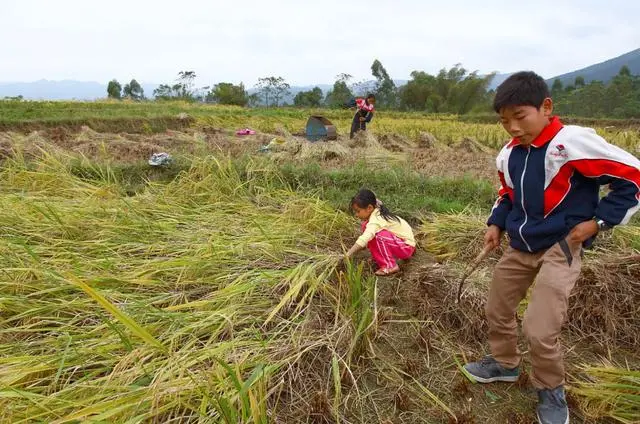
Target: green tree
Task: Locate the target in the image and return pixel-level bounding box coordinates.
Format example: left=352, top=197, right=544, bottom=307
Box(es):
left=399, top=64, right=492, bottom=113
left=152, top=71, right=198, bottom=101
left=450, top=70, right=494, bottom=114
left=426, top=93, right=444, bottom=113
left=618, top=65, right=631, bottom=77
left=371, top=59, right=397, bottom=108
left=206, top=82, right=248, bottom=106
left=551, top=79, right=564, bottom=96
left=574, top=76, right=585, bottom=88
left=399, top=71, right=435, bottom=110
left=606, top=67, right=636, bottom=117
left=247, top=93, right=261, bottom=107
left=177, top=71, right=197, bottom=99
left=552, top=65, right=640, bottom=118
left=293, top=87, right=323, bottom=107
left=153, top=84, right=175, bottom=100
left=576, top=81, right=606, bottom=116
left=107, top=79, right=122, bottom=99
left=256, top=76, right=290, bottom=107
left=123, top=79, right=144, bottom=100
left=325, top=74, right=354, bottom=108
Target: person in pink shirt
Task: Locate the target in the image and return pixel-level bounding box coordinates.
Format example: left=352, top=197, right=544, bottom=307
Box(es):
left=349, top=94, right=376, bottom=139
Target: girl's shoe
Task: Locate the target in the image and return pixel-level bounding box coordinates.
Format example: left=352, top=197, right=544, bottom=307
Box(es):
left=375, top=266, right=400, bottom=276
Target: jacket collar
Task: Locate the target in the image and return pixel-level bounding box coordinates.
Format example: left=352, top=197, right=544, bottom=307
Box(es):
left=507, top=116, right=563, bottom=148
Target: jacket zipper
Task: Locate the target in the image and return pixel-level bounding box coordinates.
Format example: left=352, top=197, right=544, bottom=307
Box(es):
left=519, top=148, right=533, bottom=252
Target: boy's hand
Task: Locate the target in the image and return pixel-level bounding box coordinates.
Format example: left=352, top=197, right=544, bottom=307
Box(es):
left=359, top=116, right=366, bottom=122
left=567, top=220, right=599, bottom=244
left=484, top=225, right=503, bottom=250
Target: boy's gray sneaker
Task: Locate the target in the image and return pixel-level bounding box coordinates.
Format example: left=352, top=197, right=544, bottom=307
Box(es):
left=537, top=386, right=569, bottom=424
left=463, top=356, right=520, bottom=383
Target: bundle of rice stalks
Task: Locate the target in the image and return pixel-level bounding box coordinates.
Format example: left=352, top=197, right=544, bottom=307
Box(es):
left=455, top=137, right=493, bottom=154
left=568, top=253, right=640, bottom=348
left=339, top=131, right=408, bottom=167
left=418, top=211, right=493, bottom=262
left=416, top=131, right=437, bottom=149
left=265, top=136, right=301, bottom=154
left=298, top=140, right=350, bottom=162
left=570, top=364, right=640, bottom=423
left=346, top=130, right=388, bottom=151
left=377, top=133, right=415, bottom=152
left=0, top=131, right=68, bottom=161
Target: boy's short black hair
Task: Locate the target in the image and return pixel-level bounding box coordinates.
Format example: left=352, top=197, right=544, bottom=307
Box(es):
left=366, top=93, right=375, bottom=100
left=493, top=71, right=550, bottom=113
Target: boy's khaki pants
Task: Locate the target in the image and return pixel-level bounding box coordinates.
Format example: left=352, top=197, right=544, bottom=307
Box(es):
left=486, top=238, right=582, bottom=389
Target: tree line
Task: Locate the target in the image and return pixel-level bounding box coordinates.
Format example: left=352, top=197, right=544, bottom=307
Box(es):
left=551, top=66, right=640, bottom=119
left=105, top=62, right=640, bottom=118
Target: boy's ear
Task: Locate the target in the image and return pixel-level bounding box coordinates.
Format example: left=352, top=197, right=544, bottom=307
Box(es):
left=541, top=97, right=553, bottom=117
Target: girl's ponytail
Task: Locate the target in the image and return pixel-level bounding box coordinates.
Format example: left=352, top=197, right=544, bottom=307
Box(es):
left=377, top=200, right=400, bottom=223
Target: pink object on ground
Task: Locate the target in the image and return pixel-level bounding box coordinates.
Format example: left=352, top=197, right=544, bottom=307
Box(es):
left=236, top=128, right=256, bottom=135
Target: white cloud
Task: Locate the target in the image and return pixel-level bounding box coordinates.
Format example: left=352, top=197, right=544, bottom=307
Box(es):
left=1, top=0, right=638, bottom=87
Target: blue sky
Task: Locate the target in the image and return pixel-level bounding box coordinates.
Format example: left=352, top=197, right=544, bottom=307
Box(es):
left=1, top=0, right=638, bottom=87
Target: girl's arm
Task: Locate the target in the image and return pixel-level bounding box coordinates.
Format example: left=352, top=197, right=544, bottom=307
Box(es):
left=345, top=243, right=364, bottom=258
left=346, top=220, right=380, bottom=257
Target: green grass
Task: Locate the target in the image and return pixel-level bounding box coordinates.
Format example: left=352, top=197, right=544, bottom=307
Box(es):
left=62, top=158, right=497, bottom=219
left=278, top=161, right=496, bottom=218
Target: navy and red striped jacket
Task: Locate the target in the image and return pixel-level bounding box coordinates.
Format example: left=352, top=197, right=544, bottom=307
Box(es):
left=488, top=116, right=640, bottom=253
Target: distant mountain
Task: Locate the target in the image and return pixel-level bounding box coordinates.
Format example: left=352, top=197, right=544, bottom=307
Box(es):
left=547, top=48, right=640, bottom=86
left=0, top=80, right=159, bottom=101
left=487, top=73, right=513, bottom=90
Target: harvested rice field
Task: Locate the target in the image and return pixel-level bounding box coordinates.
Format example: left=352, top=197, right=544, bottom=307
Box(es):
left=1, top=103, right=639, bottom=423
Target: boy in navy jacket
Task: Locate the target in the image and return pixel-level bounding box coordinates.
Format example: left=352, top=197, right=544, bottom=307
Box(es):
left=464, top=71, right=640, bottom=424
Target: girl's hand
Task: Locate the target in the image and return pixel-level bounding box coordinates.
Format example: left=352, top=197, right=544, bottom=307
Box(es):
left=345, top=245, right=360, bottom=258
